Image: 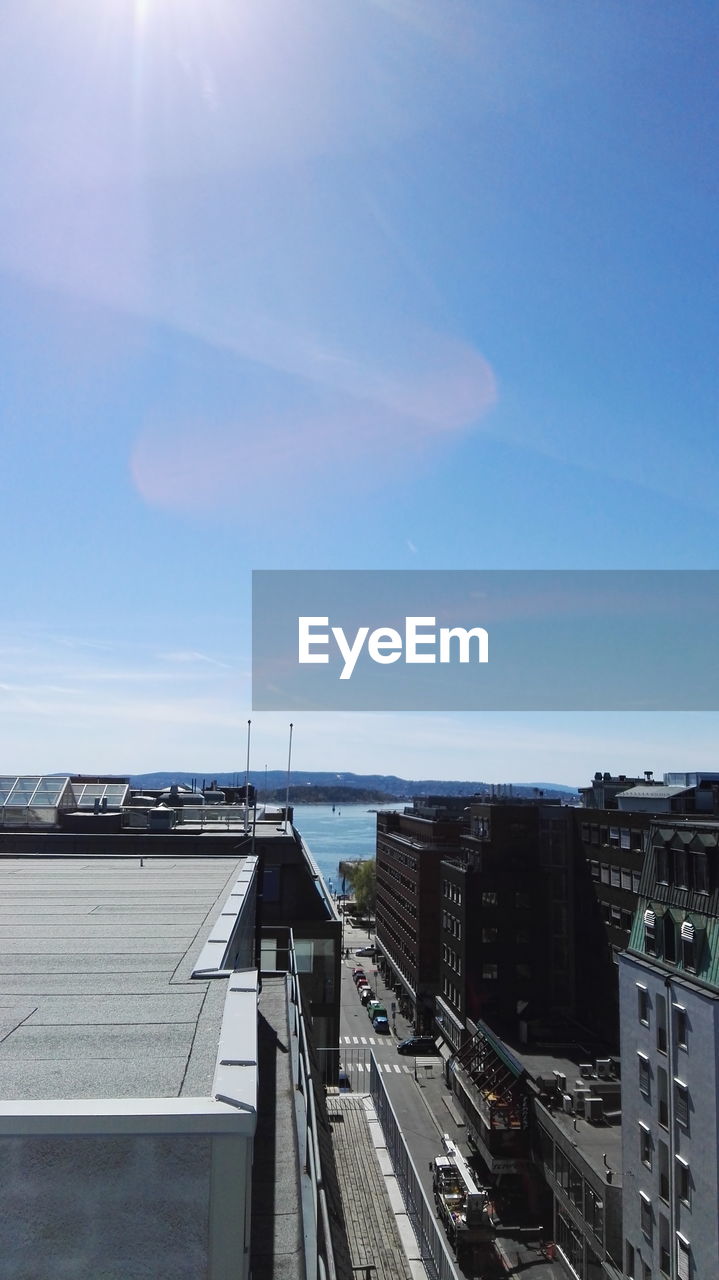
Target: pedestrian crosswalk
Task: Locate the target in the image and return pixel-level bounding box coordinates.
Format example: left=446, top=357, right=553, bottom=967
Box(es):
left=339, top=1060, right=409, bottom=1073
left=339, top=1037, right=411, bottom=1075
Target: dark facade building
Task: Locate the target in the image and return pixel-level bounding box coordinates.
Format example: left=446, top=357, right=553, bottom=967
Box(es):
left=375, top=798, right=464, bottom=1031
left=435, top=799, right=580, bottom=1054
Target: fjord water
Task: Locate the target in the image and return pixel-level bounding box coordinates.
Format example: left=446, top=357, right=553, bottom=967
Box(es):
left=291, top=803, right=392, bottom=891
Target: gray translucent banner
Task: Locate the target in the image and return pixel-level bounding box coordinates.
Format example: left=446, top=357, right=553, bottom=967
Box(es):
left=252, top=570, right=719, bottom=711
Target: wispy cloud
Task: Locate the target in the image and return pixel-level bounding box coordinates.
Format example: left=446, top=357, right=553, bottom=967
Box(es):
left=158, top=649, right=233, bottom=669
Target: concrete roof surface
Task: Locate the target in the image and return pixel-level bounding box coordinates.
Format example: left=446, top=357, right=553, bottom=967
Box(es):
left=0, top=856, right=246, bottom=1101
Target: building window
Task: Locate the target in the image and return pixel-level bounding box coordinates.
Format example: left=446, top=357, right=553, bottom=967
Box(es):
left=658, top=1139, right=669, bottom=1201
left=675, top=1081, right=689, bottom=1129
left=674, top=848, right=688, bottom=889
left=639, top=1123, right=652, bottom=1167
left=663, top=914, right=677, bottom=964
left=675, top=1005, right=688, bottom=1049
left=622, top=867, right=633, bottom=890
left=600, top=863, right=610, bottom=884
left=590, top=860, right=600, bottom=880
left=676, top=1234, right=690, bottom=1280
left=644, top=908, right=656, bottom=955
left=638, top=1053, right=650, bottom=1098
left=676, top=1157, right=690, bottom=1206
left=656, top=993, right=667, bottom=1053
left=658, top=1066, right=668, bottom=1127
left=637, top=985, right=649, bottom=1024
left=482, top=927, right=497, bottom=943
left=482, top=964, right=498, bottom=980
left=642, top=1263, right=652, bottom=1280
left=482, top=891, right=497, bottom=906
left=681, top=921, right=696, bottom=972
left=621, top=828, right=631, bottom=849
left=659, top=1213, right=670, bottom=1277
left=640, top=1192, right=653, bottom=1240
left=611, top=866, right=621, bottom=888
left=693, top=851, right=708, bottom=893
left=515, top=892, right=530, bottom=909
left=626, top=1241, right=635, bottom=1279
left=632, top=870, right=641, bottom=893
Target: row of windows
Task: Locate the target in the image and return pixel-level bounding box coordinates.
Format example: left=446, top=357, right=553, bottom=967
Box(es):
left=443, top=976, right=461, bottom=1007
left=632, top=1209, right=691, bottom=1280
left=441, top=878, right=463, bottom=904
left=582, top=823, right=643, bottom=850
left=554, top=1149, right=604, bottom=1240
left=481, top=890, right=531, bottom=909
left=637, top=986, right=688, bottom=1050
left=638, top=1125, right=690, bottom=1205
left=378, top=841, right=417, bottom=872
left=379, top=862, right=415, bottom=895
left=590, top=861, right=642, bottom=893
left=655, top=844, right=709, bottom=894
left=638, top=1054, right=689, bottom=1130
left=443, top=943, right=461, bottom=975
left=644, top=912, right=699, bottom=972
left=443, top=910, right=461, bottom=939
left=600, top=901, right=634, bottom=930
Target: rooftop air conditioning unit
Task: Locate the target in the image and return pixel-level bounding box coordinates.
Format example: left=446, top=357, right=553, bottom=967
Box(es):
left=573, top=1089, right=590, bottom=1116
left=562, top=1094, right=573, bottom=1114
left=585, top=1097, right=604, bottom=1123
left=596, top=1059, right=612, bottom=1080
left=553, top=1071, right=567, bottom=1092
left=579, top=1064, right=594, bottom=1079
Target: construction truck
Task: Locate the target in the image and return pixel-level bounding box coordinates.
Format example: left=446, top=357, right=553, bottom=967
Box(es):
left=430, top=1135, right=497, bottom=1271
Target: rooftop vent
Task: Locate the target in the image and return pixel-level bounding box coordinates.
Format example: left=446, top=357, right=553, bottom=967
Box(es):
left=585, top=1097, right=604, bottom=1123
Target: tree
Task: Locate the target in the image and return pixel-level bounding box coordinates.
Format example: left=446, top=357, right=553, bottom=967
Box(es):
left=345, top=858, right=376, bottom=920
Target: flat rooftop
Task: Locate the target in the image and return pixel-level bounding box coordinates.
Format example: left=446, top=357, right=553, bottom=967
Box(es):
left=512, top=1044, right=622, bottom=1186
left=0, top=855, right=247, bottom=1101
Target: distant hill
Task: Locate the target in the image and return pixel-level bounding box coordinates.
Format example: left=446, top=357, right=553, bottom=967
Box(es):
left=129, top=769, right=578, bottom=803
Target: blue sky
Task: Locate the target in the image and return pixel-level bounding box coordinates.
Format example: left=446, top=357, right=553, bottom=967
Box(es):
left=1, top=0, right=717, bottom=782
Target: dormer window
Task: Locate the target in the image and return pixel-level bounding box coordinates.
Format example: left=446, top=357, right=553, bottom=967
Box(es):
left=681, top=920, right=696, bottom=972
left=644, top=908, right=656, bottom=955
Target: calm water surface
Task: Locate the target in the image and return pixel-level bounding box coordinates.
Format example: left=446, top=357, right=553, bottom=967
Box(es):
left=291, top=803, right=396, bottom=891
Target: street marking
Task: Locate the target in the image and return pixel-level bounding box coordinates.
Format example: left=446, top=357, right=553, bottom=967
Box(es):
left=393, top=1064, right=402, bottom=1073
left=383, top=1063, right=392, bottom=1073
left=360, top=1037, right=367, bottom=1044
left=368, top=1038, right=376, bottom=1045
left=352, top=1036, right=359, bottom=1044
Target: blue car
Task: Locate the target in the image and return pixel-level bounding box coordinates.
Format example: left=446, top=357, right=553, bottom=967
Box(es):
left=372, top=1014, right=390, bottom=1034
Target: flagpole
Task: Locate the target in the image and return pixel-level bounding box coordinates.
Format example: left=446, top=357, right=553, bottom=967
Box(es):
left=283, top=722, right=293, bottom=834
left=244, top=719, right=251, bottom=835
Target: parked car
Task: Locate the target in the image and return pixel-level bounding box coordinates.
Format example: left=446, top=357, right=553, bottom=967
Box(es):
left=355, top=946, right=376, bottom=957
left=338, top=1068, right=351, bottom=1092
left=372, top=1014, right=390, bottom=1034
left=397, top=1036, right=439, bottom=1056
left=351, top=967, right=365, bottom=980
left=368, top=1002, right=387, bottom=1022
left=359, top=986, right=375, bottom=1005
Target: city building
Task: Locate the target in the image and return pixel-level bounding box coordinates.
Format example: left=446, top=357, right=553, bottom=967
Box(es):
left=620, top=817, right=719, bottom=1280
left=0, top=790, right=348, bottom=1279
left=375, top=798, right=464, bottom=1031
